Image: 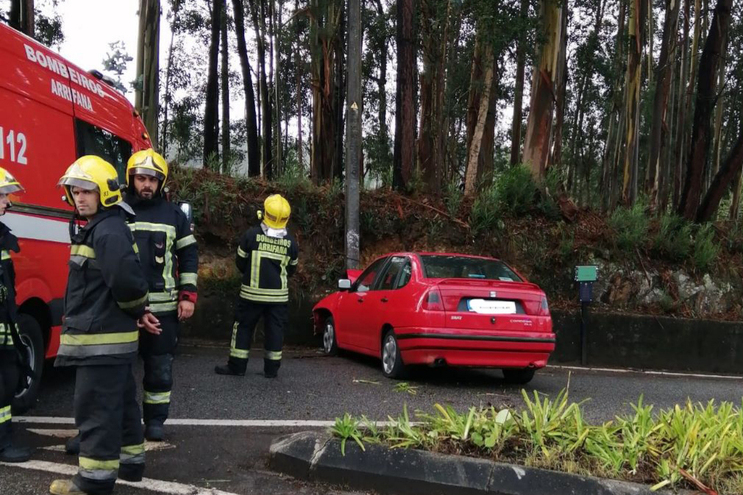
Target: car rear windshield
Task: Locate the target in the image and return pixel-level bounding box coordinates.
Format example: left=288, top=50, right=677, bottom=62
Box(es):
left=419, top=255, right=522, bottom=282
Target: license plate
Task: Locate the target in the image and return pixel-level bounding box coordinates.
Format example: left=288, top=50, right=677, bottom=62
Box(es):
left=467, top=299, right=517, bottom=314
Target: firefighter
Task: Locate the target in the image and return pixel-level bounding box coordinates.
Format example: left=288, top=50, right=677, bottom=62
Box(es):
left=50, top=156, right=159, bottom=495
left=215, top=194, right=298, bottom=378
left=0, top=167, right=32, bottom=463
left=125, top=148, right=197, bottom=441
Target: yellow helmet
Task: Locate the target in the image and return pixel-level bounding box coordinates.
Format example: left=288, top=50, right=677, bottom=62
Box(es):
left=0, top=167, right=24, bottom=195
left=58, top=156, right=123, bottom=207
left=263, top=194, right=291, bottom=229
left=126, top=148, right=168, bottom=188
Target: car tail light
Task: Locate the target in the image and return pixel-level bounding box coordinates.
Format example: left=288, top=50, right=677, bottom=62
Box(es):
left=538, top=296, right=550, bottom=316
left=422, top=287, right=445, bottom=311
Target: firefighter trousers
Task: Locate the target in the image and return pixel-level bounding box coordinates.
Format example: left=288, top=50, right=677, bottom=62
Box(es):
left=228, top=300, right=288, bottom=376
left=139, top=313, right=178, bottom=427
left=73, top=364, right=144, bottom=495
left=0, top=350, right=18, bottom=450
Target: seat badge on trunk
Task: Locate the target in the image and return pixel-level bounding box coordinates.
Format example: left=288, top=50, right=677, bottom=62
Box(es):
left=490, top=291, right=497, bottom=298
left=491, top=317, right=496, bottom=324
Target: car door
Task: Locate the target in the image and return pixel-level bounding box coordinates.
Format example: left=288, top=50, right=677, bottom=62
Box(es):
left=333, top=257, right=388, bottom=352
left=361, top=256, right=410, bottom=352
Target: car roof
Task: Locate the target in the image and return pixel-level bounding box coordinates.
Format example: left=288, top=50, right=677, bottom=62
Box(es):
left=377, top=252, right=502, bottom=262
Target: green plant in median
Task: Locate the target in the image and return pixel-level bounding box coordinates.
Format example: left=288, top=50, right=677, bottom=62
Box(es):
left=332, top=391, right=743, bottom=494
left=331, top=413, right=365, bottom=456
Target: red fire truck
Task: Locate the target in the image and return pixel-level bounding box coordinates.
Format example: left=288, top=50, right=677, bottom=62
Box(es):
left=0, top=23, right=153, bottom=412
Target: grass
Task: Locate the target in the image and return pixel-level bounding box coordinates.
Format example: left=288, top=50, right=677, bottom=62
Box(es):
left=331, top=390, right=743, bottom=494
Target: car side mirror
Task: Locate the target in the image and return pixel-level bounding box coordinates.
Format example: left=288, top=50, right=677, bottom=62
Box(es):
left=338, top=279, right=352, bottom=290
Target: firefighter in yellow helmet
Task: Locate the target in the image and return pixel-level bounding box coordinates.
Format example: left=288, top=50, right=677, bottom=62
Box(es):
left=125, top=149, right=198, bottom=440
left=215, top=194, right=299, bottom=378
left=50, top=156, right=158, bottom=495
left=0, top=168, right=32, bottom=463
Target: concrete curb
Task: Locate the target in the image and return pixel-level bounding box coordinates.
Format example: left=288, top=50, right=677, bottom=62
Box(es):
left=269, top=431, right=694, bottom=495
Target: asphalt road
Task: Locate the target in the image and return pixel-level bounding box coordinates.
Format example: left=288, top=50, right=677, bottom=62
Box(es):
left=2, top=341, right=742, bottom=495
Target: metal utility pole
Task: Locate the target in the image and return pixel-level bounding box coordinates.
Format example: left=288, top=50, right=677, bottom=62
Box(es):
left=345, top=0, right=361, bottom=270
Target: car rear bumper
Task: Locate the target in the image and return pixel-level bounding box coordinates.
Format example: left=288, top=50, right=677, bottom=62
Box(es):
left=395, top=328, right=555, bottom=369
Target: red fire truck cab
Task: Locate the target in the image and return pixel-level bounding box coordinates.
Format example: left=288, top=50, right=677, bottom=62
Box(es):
left=0, top=23, right=153, bottom=412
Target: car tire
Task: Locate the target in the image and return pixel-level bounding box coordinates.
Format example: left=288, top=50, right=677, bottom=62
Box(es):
left=12, top=314, right=45, bottom=415
left=322, top=316, right=339, bottom=356
left=502, top=368, right=536, bottom=385
left=381, top=330, right=405, bottom=379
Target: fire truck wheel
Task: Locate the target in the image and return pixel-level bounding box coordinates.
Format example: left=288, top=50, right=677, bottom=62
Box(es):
left=12, top=314, right=45, bottom=415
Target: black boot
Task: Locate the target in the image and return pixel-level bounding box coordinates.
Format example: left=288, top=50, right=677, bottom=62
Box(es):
left=65, top=433, right=80, bottom=455
left=264, top=359, right=280, bottom=378
left=144, top=423, right=164, bottom=442
left=0, top=444, right=32, bottom=462
left=214, top=363, right=246, bottom=376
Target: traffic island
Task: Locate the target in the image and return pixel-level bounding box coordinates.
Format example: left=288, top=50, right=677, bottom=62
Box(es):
left=269, top=431, right=696, bottom=495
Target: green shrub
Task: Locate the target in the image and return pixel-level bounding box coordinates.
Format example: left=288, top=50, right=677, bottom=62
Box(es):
left=608, top=202, right=649, bottom=252
left=693, top=224, right=719, bottom=272
left=653, top=214, right=692, bottom=260
left=444, top=178, right=463, bottom=218
left=496, top=165, right=537, bottom=216
left=470, top=184, right=501, bottom=236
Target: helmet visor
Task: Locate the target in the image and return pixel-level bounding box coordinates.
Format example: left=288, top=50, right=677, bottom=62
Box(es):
left=58, top=177, right=99, bottom=191
left=129, top=167, right=165, bottom=181
left=0, top=184, right=24, bottom=195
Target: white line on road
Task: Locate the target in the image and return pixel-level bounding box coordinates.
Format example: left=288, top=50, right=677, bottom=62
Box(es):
left=547, top=364, right=743, bottom=380
left=0, top=460, right=239, bottom=495
left=17, top=417, right=407, bottom=427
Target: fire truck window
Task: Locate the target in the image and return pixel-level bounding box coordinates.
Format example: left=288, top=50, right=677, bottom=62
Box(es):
left=75, top=119, right=132, bottom=181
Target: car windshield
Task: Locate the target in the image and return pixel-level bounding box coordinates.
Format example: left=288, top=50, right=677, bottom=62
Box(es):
left=419, top=255, right=522, bottom=282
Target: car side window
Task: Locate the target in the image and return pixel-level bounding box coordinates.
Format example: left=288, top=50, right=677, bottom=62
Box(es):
left=353, top=258, right=387, bottom=293
left=75, top=119, right=132, bottom=182
left=378, top=256, right=407, bottom=291
left=395, top=260, right=412, bottom=289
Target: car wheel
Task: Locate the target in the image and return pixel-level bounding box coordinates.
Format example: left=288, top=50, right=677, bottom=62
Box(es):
left=12, top=314, right=45, bottom=415
left=381, top=330, right=405, bottom=379
left=502, top=368, right=536, bottom=385
left=322, top=316, right=339, bottom=356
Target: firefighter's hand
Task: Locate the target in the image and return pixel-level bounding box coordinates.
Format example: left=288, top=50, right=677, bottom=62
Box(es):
left=138, top=313, right=162, bottom=335
left=178, top=300, right=195, bottom=321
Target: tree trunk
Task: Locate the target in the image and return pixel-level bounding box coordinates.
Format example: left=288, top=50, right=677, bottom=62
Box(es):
left=295, top=0, right=303, bottom=171
left=678, top=0, right=732, bottom=220
left=309, top=0, right=342, bottom=183
left=203, top=0, right=221, bottom=165
left=621, top=0, right=647, bottom=205
left=221, top=0, right=231, bottom=173
left=232, top=0, right=260, bottom=176
left=647, top=0, right=681, bottom=204
left=10, top=0, right=34, bottom=36
left=333, top=2, right=346, bottom=182
left=672, top=0, right=691, bottom=209
left=696, top=128, right=743, bottom=222
left=522, top=0, right=565, bottom=182
left=509, top=0, right=529, bottom=167
left=272, top=0, right=282, bottom=175
left=250, top=0, right=273, bottom=178
left=393, top=0, right=415, bottom=191
left=549, top=0, right=569, bottom=170
left=160, top=0, right=180, bottom=155
left=730, top=168, right=743, bottom=221
left=464, top=44, right=494, bottom=196
left=136, top=0, right=161, bottom=146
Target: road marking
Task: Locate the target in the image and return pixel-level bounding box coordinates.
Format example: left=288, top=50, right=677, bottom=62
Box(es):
left=17, top=417, right=412, bottom=427
left=547, top=364, right=743, bottom=380
left=0, top=459, right=239, bottom=494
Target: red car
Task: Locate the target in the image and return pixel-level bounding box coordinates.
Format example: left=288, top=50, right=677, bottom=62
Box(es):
left=312, top=253, right=555, bottom=384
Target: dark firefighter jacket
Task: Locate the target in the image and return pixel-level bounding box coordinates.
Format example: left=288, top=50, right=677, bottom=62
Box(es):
left=126, top=195, right=198, bottom=315
left=56, top=206, right=149, bottom=367
left=236, top=225, right=298, bottom=304
left=0, top=222, right=19, bottom=349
